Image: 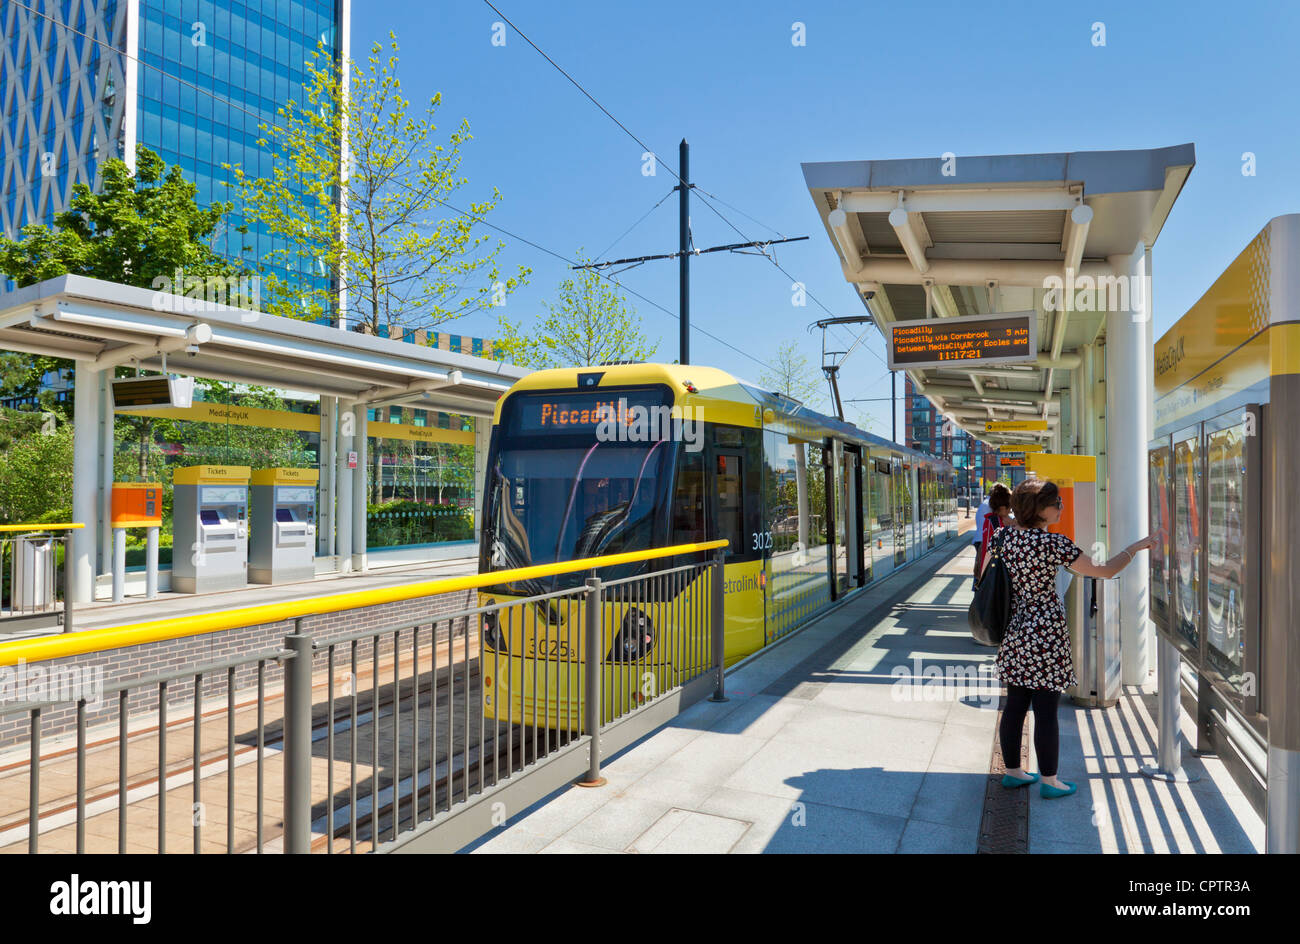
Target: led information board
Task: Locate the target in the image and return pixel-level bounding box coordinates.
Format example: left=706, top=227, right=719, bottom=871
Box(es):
left=998, top=443, right=1045, bottom=453
left=887, top=310, right=1037, bottom=370
left=999, top=456, right=1026, bottom=468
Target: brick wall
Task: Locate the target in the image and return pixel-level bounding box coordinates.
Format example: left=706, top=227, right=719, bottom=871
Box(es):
left=0, top=588, right=477, bottom=750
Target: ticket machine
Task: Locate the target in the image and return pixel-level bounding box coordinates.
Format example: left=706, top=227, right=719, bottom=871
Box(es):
left=249, top=468, right=318, bottom=584
left=172, top=465, right=251, bottom=593
left=1026, top=453, right=1117, bottom=707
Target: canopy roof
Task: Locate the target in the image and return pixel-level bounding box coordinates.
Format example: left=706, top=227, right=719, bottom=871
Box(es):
left=801, top=144, right=1195, bottom=445
left=0, top=275, right=525, bottom=416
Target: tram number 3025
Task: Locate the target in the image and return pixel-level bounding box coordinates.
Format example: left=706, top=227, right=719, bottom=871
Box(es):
left=528, top=638, right=574, bottom=659
left=751, top=531, right=773, bottom=551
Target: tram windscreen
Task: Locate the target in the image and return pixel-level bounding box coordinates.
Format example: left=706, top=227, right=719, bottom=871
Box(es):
left=485, top=388, right=676, bottom=591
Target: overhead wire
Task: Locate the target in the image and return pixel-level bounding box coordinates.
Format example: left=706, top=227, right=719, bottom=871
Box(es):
left=10, top=0, right=781, bottom=372
left=594, top=188, right=676, bottom=262
left=481, top=0, right=895, bottom=404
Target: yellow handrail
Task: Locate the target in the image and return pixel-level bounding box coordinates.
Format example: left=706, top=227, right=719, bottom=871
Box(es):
left=0, top=539, right=729, bottom=667
left=0, top=522, right=84, bottom=533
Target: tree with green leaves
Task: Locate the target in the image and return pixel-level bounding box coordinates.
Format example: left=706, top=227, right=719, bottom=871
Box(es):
left=494, top=253, right=659, bottom=368
left=227, top=34, right=528, bottom=332
left=0, top=145, right=251, bottom=432
left=0, top=414, right=74, bottom=524
left=0, top=145, right=246, bottom=290
left=759, top=340, right=824, bottom=408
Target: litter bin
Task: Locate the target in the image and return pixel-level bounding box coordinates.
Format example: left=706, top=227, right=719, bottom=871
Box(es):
left=12, top=532, right=55, bottom=611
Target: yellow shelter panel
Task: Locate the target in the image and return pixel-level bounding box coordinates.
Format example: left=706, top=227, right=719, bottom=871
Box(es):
left=1027, top=453, right=1097, bottom=484
left=250, top=467, right=320, bottom=486
left=172, top=465, right=251, bottom=485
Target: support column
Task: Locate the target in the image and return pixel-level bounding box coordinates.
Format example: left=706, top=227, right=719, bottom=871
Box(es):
left=318, top=397, right=334, bottom=558
left=1105, top=246, right=1152, bottom=685
left=351, top=402, right=368, bottom=572
left=71, top=362, right=103, bottom=604
left=98, top=370, right=114, bottom=590
left=335, top=398, right=354, bottom=573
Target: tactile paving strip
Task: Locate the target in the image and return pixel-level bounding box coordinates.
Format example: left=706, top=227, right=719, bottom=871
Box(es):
left=977, top=695, right=1030, bottom=854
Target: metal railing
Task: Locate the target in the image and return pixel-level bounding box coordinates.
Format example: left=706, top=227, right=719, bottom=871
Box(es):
left=0, top=523, right=81, bottom=636
left=0, top=539, right=727, bottom=854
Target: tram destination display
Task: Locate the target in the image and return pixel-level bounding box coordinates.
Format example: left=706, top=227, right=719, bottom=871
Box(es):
left=504, top=387, right=672, bottom=436
left=887, top=310, right=1037, bottom=370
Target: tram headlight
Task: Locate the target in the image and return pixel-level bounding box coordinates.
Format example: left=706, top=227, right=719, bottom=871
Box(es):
left=609, top=607, right=654, bottom=662
left=482, top=602, right=507, bottom=653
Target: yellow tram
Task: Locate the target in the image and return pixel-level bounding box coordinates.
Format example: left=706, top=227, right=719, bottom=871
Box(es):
left=477, top=363, right=958, bottom=728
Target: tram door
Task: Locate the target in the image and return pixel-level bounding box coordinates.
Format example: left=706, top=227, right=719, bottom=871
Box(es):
left=708, top=425, right=764, bottom=658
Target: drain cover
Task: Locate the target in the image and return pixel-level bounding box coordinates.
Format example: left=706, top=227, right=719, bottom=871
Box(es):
left=977, top=696, right=1030, bottom=854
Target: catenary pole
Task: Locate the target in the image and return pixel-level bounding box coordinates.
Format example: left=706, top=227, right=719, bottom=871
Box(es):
left=679, top=138, right=690, bottom=365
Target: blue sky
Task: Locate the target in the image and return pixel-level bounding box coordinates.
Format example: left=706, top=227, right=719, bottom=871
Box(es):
left=354, top=0, right=1300, bottom=434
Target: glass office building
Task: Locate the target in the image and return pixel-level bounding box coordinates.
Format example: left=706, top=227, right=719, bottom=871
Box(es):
left=2, top=0, right=346, bottom=309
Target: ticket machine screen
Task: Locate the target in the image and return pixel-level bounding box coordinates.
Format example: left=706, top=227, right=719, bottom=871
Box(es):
left=275, top=508, right=292, bottom=523
left=201, top=509, right=220, bottom=525
left=202, top=486, right=245, bottom=504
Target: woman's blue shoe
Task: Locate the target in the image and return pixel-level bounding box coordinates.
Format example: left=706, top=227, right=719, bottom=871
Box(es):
left=1001, top=772, right=1039, bottom=788
left=1040, top=780, right=1077, bottom=799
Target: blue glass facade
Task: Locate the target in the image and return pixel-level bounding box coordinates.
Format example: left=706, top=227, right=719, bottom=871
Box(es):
left=135, top=0, right=340, bottom=308
left=2, top=0, right=343, bottom=310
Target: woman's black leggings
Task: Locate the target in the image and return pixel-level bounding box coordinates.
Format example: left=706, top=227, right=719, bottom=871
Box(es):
left=999, top=684, right=1062, bottom=777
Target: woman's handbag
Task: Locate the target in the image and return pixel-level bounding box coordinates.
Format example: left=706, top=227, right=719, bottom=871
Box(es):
left=968, top=528, right=1013, bottom=646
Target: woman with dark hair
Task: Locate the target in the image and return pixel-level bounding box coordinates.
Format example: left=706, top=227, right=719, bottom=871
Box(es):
left=979, top=478, right=1160, bottom=798
left=976, top=483, right=1013, bottom=580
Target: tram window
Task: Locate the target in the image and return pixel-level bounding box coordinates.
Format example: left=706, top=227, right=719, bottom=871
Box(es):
left=714, top=426, right=744, bottom=448
left=672, top=448, right=706, bottom=543
left=715, top=454, right=744, bottom=558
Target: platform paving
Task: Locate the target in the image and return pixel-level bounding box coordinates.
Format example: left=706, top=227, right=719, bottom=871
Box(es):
left=468, top=540, right=1264, bottom=854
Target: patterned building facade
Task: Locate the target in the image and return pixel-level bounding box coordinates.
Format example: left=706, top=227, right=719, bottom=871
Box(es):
left=1, top=0, right=346, bottom=307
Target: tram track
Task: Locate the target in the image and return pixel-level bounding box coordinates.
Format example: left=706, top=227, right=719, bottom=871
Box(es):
left=0, top=637, right=512, bottom=853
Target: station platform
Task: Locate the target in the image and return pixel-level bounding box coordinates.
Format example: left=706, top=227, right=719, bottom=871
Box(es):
left=467, top=542, right=1263, bottom=854
left=54, top=555, right=478, bottom=634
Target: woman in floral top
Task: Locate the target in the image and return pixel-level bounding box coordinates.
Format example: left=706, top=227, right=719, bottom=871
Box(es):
left=979, top=478, right=1159, bottom=799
